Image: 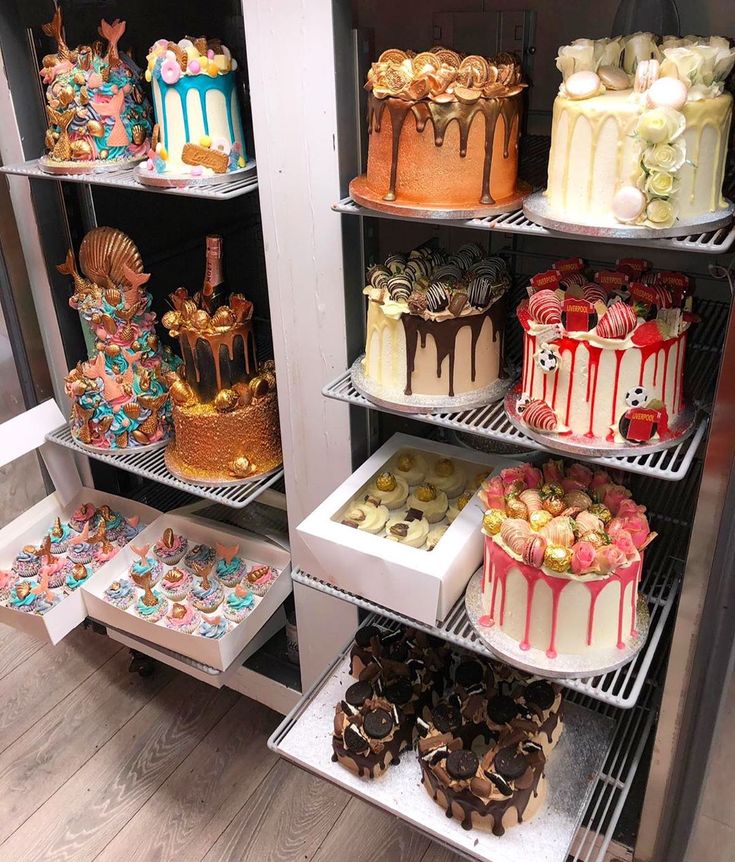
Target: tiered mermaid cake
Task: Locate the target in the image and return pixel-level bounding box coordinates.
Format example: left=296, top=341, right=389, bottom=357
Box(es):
left=352, top=48, right=527, bottom=215
left=162, top=289, right=282, bottom=483
left=358, top=243, right=511, bottom=411
left=543, top=33, right=735, bottom=229
left=61, top=228, right=179, bottom=450
left=139, top=36, right=247, bottom=183
left=39, top=10, right=152, bottom=173
left=509, top=257, right=695, bottom=450
left=479, top=461, right=656, bottom=661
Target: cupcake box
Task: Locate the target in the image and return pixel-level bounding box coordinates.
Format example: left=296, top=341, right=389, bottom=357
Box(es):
left=0, top=400, right=159, bottom=644
left=297, top=433, right=518, bottom=625
left=82, top=512, right=291, bottom=671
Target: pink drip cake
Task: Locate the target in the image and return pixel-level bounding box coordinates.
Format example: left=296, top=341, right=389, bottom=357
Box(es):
left=510, top=257, right=696, bottom=450
left=478, top=461, right=656, bottom=660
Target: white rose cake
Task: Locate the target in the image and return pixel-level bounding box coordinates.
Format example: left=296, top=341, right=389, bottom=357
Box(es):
left=543, top=33, right=735, bottom=230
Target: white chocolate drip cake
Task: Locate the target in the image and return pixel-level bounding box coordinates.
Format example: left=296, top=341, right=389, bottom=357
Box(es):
left=545, top=33, right=735, bottom=229
left=359, top=243, right=511, bottom=410
left=479, top=461, right=656, bottom=659
left=513, top=256, right=695, bottom=448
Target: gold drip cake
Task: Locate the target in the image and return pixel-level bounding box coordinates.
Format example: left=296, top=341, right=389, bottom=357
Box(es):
left=162, top=289, right=282, bottom=483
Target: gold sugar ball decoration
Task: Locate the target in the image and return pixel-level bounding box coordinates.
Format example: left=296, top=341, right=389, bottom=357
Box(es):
left=543, top=497, right=565, bottom=517
left=415, top=483, right=437, bottom=502
left=543, top=545, right=573, bottom=573
left=482, top=509, right=507, bottom=535
left=214, top=388, right=239, bottom=413
left=397, top=453, right=415, bottom=472
left=376, top=472, right=397, bottom=492
left=588, top=504, right=612, bottom=525
left=434, top=458, right=455, bottom=477
left=455, top=491, right=473, bottom=512
left=505, top=496, right=529, bottom=520
left=529, top=510, right=552, bottom=531
left=231, top=456, right=254, bottom=478
left=580, top=531, right=607, bottom=549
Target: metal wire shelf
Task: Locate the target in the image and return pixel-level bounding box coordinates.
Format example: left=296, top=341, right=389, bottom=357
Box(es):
left=46, top=424, right=284, bottom=509
left=0, top=160, right=258, bottom=201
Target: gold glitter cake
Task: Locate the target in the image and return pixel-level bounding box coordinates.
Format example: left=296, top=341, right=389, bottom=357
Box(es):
left=162, top=287, right=282, bottom=483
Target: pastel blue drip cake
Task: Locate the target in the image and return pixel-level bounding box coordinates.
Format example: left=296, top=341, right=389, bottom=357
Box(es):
left=140, top=36, right=248, bottom=180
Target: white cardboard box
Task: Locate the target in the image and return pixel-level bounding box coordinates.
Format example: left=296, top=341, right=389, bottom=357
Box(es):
left=0, top=400, right=160, bottom=644
left=83, top=512, right=292, bottom=671
left=297, top=432, right=516, bottom=625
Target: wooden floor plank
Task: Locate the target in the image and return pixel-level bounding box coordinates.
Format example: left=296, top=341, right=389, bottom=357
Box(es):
left=421, top=843, right=472, bottom=862
left=0, top=674, right=239, bottom=862
left=0, top=624, right=46, bottom=680
left=312, top=796, right=431, bottom=862
left=202, top=760, right=350, bottom=862
left=95, top=696, right=281, bottom=862
left=0, top=648, right=174, bottom=846
left=0, top=627, right=120, bottom=754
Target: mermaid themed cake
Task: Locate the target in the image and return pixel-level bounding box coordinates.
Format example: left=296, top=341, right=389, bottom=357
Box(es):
left=139, top=36, right=248, bottom=185
left=60, top=227, right=180, bottom=450
left=39, top=10, right=152, bottom=173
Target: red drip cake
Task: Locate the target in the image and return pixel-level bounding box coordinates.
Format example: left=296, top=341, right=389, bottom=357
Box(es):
left=478, top=461, right=656, bottom=660
left=509, top=257, right=696, bottom=450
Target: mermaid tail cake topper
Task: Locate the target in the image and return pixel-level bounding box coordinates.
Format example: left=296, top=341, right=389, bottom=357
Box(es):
left=216, top=543, right=239, bottom=565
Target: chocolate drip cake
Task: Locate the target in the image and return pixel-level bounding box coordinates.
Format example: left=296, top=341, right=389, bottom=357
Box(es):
left=358, top=243, right=511, bottom=411
left=352, top=48, right=528, bottom=216
left=162, top=288, right=282, bottom=483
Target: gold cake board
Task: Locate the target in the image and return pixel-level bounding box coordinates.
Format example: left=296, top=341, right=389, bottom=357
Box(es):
left=465, top=569, right=651, bottom=679
left=523, top=190, right=735, bottom=239
left=164, top=445, right=282, bottom=488
left=349, top=174, right=532, bottom=220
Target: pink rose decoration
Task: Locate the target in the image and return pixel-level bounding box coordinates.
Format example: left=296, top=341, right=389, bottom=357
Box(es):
left=522, top=465, right=543, bottom=489
left=571, top=541, right=598, bottom=574
left=500, top=466, right=525, bottom=487
left=619, top=512, right=650, bottom=548
left=613, top=529, right=637, bottom=558
left=595, top=544, right=627, bottom=574
left=543, top=460, right=564, bottom=484
left=479, top=476, right=505, bottom=511
left=161, top=57, right=181, bottom=85
left=567, top=463, right=593, bottom=487
left=591, top=470, right=612, bottom=489
left=617, top=498, right=644, bottom=518
left=561, top=477, right=588, bottom=493
left=603, top=485, right=632, bottom=515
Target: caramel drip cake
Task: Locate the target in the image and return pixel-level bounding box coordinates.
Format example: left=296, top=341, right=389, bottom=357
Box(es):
left=546, top=34, right=735, bottom=229
left=335, top=624, right=563, bottom=834
left=162, top=289, right=282, bottom=483
left=39, top=9, right=152, bottom=172
left=352, top=48, right=527, bottom=214
left=61, top=228, right=179, bottom=450
left=512, top=256, right=695, bottom=448
left=359, top=243, right=511, bottom=410
left=479, top=460, right=657, bottom=659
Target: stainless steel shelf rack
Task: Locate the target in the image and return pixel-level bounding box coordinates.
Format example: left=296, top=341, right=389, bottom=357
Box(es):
left=46, top=424, right=284, bottom=509
left=0, top=160, right=258, bottom=201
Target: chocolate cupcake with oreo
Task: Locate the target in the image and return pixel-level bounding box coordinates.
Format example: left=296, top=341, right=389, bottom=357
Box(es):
left=418, top=726, right=547, bottom=835
left=332, top=696, right=413, bottom=779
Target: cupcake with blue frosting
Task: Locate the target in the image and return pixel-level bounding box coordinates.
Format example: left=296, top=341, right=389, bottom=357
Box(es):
left=67, top=524, right=95, bottom=564
left=190, top=570, right=224, bottom=613
left=223, top=583, right=255, bottom=623
left=183, top=543, right=216, bottom=572
left=12, top=546, right=41, bottom=579
left=214, top=543, right=247, bottom=587
left=128, top=549, right=163, bottom=585
left=9, top=581, right=39, bottom=613
left=103, top=577, right=136, bottom=610
left=47, top=517, right=74, bottom=554
left=198, top=614, right=231, bottom=639
left=134, top=589, right=168, bottom=623
left=65, top=563, right=92, bottom=592
left=95, top=506, right=128, bottom=543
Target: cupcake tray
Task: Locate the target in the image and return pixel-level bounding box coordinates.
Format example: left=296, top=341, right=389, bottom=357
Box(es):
left=134, top=158, right=257, bottom=190
left=269, top=640, right=615, bottom=862
left=0, top=488, right=159, bottom=645
left=350, top=356, right=514, bottom=415
left=82, top=512, right=291, bottom=671
left=503, top=386, right=698, bottom=459
left=523, top=190, right=735, bottom=240
left=465, top=570, right=651, bottom=680
left=349, top=174, right=533, bottom=220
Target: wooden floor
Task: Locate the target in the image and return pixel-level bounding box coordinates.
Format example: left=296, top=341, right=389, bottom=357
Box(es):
left=0, top=624, right=462, bottom=862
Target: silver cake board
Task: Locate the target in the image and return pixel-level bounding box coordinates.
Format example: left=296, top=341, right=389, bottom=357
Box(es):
left=71, top=435, right=169, bottom=456
left=38, top=155, right=145, bottom=176
left=351, top=356, right=514, bottom=415
left=504, top=386, right=697, bottom=458
left=269, top=646, right=615, bottom=862
left=350, top=175, right=533, bottom=220
left=164, top=447, right=282, bottom=488
left=523, top=190, right=735, bottom=239
left=135, top=159, right=257, bottom=189
left=465, top=569, right=650, bottom=680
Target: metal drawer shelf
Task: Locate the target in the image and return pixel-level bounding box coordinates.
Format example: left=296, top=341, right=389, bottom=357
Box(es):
left=323, top=368, right=708, bottom=481
left=292, top=514, right=683, bottom=710
left=46, top=424, right=284, bottom=509
left=0, top=159, right=258, bottom=201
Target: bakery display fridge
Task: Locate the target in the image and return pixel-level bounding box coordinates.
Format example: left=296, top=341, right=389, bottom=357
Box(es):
left=0, top=0, right=734, bottom=861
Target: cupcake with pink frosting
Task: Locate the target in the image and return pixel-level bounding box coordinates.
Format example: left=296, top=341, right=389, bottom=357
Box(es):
left=242, top=564, right=278, bottom=597
left=160, top=567, right=193, bottom=602
left=164, top=602, right=200, bottom=633
left=214, top=543, right=247, bottom=587
left=70, top=502, right=97, bottom=533
left=0, top=570, right=18, bottom=602
left=153, top=528, right=188, bottom=566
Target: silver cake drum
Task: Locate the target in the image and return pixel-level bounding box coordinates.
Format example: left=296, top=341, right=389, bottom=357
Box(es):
left=504, top=385, right=697, bottom=458
left=135, top=159, right=257, bottom=189
left=71, top=435, right=170, bottom=456
left=38, top=155, right=146, bottom=175
left=350, top=174, right=532, bottom=220
left=523, top=190, right=735, bottom=240
left=465, top=569, right=650, bottom=679
left=350, top=356, right=514, bottom=415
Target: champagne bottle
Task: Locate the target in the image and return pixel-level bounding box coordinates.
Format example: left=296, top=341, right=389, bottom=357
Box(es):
left=201, top=234, right=226, bottom=313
